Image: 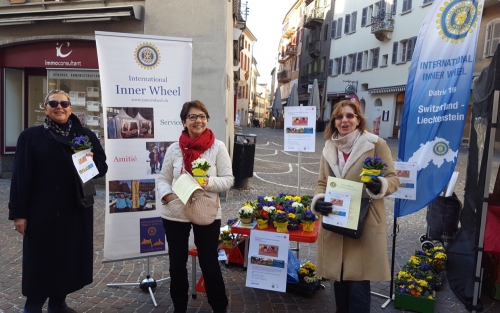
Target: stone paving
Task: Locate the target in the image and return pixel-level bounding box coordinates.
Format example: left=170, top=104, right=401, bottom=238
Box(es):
left=0, top=125, right=499, bottom=312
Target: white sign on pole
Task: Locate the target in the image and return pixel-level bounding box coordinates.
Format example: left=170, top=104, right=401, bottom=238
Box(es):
left=283, top=106, right=316, bottom=152
left=245, top=230, right=290, bottom=292
left=388, top=162, right=418, bottom=200
left=96, top=31, right=192, bottom=262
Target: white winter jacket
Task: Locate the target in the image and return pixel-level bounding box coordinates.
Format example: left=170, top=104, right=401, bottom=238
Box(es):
left=157, top=139, right=234, bottom=222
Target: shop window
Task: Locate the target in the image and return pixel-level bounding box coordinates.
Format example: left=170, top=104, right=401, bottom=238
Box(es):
left=4, top=68, right=24, bottom=153
left=484, top=19, right=500, bottom=58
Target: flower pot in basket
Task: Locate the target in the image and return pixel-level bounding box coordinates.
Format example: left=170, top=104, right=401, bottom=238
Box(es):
left=275, top=221, right=289, bottom=233
left=256, top=219, right=269, bottom=229
left=192, top=168, right=208, bottom=184
left=394, top=293, right=435, bottom=313
left=240, top=217, right=253, bottom=225
left=301, top=221, right=315, bottom=232
left=288, top=221, right=300, bottom=231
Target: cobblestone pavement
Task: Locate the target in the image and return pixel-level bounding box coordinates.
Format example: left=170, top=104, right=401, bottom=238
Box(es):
left=1, top=126, right=499, bottom=312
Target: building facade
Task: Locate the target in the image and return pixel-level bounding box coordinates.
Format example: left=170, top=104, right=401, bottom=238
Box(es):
left=235, top=27, right=257, bottom=127
left=0, top=0, right=246, bottom=177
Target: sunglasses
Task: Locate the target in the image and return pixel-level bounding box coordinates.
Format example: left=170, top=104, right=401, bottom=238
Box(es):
left=334, top=113, right=357, bottom=121
left=186, top=114, right=207, bottom=121
left=46, top=100, right=71, bottom=108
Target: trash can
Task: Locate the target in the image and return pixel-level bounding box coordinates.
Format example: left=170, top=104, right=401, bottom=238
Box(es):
left=232, top=133, right=256, bottom=189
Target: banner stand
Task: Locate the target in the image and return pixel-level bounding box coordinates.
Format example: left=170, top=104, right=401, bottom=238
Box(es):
left=107, top=257, right=170, bottom=307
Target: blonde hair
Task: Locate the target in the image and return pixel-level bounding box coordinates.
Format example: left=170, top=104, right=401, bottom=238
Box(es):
left=44, top=90, right=70, bottom=104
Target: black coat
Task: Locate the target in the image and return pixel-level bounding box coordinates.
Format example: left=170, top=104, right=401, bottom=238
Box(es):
left=8, top=114, right=107, bottom=297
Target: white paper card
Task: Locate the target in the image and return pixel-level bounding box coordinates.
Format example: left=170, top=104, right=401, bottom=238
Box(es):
left=388, top=162, right=418, bottom=200
left=323, top=189, right=352, bottom=227
left=71, top=149, right=99, bottom=183
left=246, top=230, right=289, bottom=292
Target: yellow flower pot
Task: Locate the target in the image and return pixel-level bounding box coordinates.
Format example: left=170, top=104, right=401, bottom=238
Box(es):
left=302, top=221, right=315, bottom=232
left=275, top=221, right=289, bottom=233
left=360, top=169, right=381, bottom=183
left=240, top=217, right=252, bottom=225
left=192, top=168, right=208, bottom=184
left=256, top=219, right=269, bottom=229
left=222, top=240, right=233, bottom=249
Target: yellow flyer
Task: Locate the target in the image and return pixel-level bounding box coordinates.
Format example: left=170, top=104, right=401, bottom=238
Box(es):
left=323, top=177, right=363, bottom=230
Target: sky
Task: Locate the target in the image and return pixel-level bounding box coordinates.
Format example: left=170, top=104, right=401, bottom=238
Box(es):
left=246, top=0, right=296, bottom=88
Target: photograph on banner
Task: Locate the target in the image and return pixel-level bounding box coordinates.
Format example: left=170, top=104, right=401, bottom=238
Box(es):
left=105, top=107, right=154, bottom=139
left=324, top=177, right=363, bottom=230
left=246, top=230, right=289, bottom=292
left=140, top=217, right=166, bottom=253
left=323, top=189, right=351, bottom=227
left=145, top=141, right=174, bottom=175
left=283, top=106, right=316, bottom=152
left=388, top=162, right=418, bottom=200
left=108, top=179, right=156, bottom=213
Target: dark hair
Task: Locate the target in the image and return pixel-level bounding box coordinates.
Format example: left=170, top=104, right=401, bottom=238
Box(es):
left=44, top=89, right=70, bottom=104
left=324, top=100, right=369, bottom=138
left=179, top=100, right=210, bottom=126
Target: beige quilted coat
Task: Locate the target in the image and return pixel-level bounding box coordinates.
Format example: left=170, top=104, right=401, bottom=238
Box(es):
left=311, top=131, right=399, bottom=282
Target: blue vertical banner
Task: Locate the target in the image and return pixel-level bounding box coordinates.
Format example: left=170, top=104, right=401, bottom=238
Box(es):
left=395, top=0, right=484, bottom=217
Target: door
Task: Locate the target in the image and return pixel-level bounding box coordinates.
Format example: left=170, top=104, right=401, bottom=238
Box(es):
left=393, top=92, right=405, bottom=138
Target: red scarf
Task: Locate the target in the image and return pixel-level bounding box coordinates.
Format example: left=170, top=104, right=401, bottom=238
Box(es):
left=179, top=128, right=215, bottom=173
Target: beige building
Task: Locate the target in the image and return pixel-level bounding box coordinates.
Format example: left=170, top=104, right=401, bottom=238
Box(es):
left=235, top=27, right=257, bottom=127
left=0, top=0, right=247, bottom=177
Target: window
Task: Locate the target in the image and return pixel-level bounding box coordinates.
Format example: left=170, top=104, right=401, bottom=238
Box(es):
left=320, top=57, right=326, bottom=73
left=381, top=54, right=388, bottom=66
left=361, top=7, right=367, bottom=27
left=345, top=14, right=351, bottom=34
left=307, top=62, right=312, bottom=74
left=324, top=23, right=329, bottom=40
left=368, top=5, right=374, bottom=25
left=347, top=54, right=354, bottom=73
left=328, top=59, right=334, bottom=76
left=362, top=50, right=369, bottom=69
left=296, top=55, right=301, bottom=71
left=336, top=18, right=343, bottom=38
left=313, top=59, right=319, bottom=73
left=335, top=57, right=341, bottom=75
left=423, top=0, right=433, bottom=4
left=331, top=21, right=337, bottom=39
left=351, top=11, right=357, bottom=33
left=392, top=42, right=398, bottom=64
left=356, top=52, right=363, bottom=71
left=392, top=0, right=397, bottom=14
left=402, top=0, right=412, bottom=12
left=351, top=53, right=357, bottom=72
left=484, top=19, right=500, bottom=57
left=341, top=56, right=347, bottom=74
left=400, top=40, right=408, bottom=62
left=371, top=47, right=380, bottom=68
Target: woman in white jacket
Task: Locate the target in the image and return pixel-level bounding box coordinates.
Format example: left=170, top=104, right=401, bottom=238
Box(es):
left=157, top=100, right=234, bottom=313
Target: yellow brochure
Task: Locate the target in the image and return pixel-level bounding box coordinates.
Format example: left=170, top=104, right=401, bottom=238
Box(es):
left=323, top=177, right=364, bottom=230
left=172, top=173, right=203, bottom=204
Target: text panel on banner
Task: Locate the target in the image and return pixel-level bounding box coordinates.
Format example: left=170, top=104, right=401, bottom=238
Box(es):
left=395, top=0, right=484, bottom=217
left=96, top=31, right=192, bottom=261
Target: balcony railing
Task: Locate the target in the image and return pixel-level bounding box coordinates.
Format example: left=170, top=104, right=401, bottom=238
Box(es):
left=371, top=13, right=394, bottom=33
left=304, top=3, right=324, bottom=29
left=286, top=44, right=297, bottom=55
left=307, top=40, right=321, bottom=58
left=277, top=70, right=290, bottom=83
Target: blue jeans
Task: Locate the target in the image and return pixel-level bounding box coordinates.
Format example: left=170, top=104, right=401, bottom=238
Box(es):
left=162, top=219, right=227, bottom=313
left=334, top=280, right=371, bottom=313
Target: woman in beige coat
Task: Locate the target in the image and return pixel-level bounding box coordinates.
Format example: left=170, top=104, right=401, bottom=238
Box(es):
left=311, top=100, right=399, bottom=312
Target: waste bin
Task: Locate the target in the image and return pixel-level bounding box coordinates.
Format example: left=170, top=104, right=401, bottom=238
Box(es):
left=232, top=133, right=256, bottom=189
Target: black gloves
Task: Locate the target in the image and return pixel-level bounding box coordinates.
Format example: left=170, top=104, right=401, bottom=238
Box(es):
left=315, top=199, right=333, bottom=216
left=365, top=177, right=382, bottom=194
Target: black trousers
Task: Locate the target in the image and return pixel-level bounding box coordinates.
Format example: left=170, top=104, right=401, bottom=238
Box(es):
left=24, top=295, right=66, bottom=313
left=163, top=219, right=227, bottom=313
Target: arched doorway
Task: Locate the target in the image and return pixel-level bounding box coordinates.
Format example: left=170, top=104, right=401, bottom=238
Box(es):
left=359, top=98, right=366, bottom=113
left=393, top=92, right=405, bottom=138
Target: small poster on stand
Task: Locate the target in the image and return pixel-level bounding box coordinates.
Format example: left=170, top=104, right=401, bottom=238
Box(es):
left=283, top=106, right=316, bottom=152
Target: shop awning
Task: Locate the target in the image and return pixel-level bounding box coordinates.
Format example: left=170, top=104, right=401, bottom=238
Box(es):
left=0, top=5, right=143, bottom=25
left=368, top=85, right=406, bottom=94
left=327, top=92, right=346, bottom=99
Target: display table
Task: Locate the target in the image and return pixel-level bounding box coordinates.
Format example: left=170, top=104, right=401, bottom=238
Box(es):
left=230, top=220, right=320, bottom=267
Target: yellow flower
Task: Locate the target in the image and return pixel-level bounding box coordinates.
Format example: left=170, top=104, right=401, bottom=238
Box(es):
left=428, top=295, right=434, bottom=300
left=434, top=252, right=447, bottom=260
left=299, top=268, right=308, bottom=276
left=244, top=202, right=253, bottom=208
left=293, top=196, right=301, bottom=202
left=288, top=213, right=296, bottom=219
left=284, top=196, right=293, bottom=200
left=409, top=255, right=421, bottom=265
left=409, top=284, right=415, bottom=289
left=418, top=279, right=428, bottom=287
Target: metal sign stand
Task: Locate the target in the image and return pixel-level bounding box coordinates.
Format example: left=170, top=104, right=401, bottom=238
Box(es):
left=107, top=257, right=170, bottom=307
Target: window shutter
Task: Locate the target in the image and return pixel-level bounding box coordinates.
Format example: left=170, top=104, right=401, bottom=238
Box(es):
left=392, top=42, right=398, bottom=64
left=356, top=52, right=363, bottom=71
left=373, top=48, right=380, bottom=67
left=351, top=11, right=357, bottom=32
left=407, top=37, right=416, bottom=61
left=408, top=0, right=412, bottom=10
left=490, top=21, right=500, bottom=56
left=344, top=15, right=350, bottom=34
left=485, top=23, right=492, bottom=57
left=336, top=58, right=342, bottom=75
left=402, top=0, right=407, bottom=12
left=331, top=21, right=337, bottom=39
left=342, top=56, right=347, bottom=74
left=351, top=53, right=357, bottom=72
left=391, top=0, right=397, bottom=15
left=337, top=18, right=343, bottom=38
left=328, top=59, right=333, bottom=76
left=361, top=7, right=367, bottom=27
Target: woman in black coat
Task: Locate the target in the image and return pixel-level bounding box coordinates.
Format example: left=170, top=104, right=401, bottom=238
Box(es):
left=8, top=90, right=107, bottom=313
